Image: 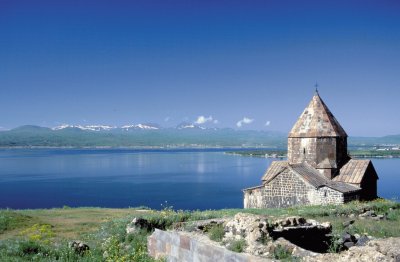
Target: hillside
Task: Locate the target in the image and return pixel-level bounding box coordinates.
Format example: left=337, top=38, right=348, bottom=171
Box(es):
left=0, top=125, right=285, bottom=148
left=1, top=125, right=399, bottom=148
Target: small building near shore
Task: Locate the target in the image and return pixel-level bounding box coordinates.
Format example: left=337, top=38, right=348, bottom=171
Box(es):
left=243, top=91, right=378, bottom=208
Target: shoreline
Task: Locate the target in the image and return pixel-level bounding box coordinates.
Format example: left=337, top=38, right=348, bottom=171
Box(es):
left=224, top=150, right=400, bottom=159
left=1, top=146, right=399, bottom=159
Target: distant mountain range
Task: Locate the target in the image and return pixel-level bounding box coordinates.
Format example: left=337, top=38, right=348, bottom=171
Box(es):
left=0, top=124, right=285, bottom=148
left=0, top=124, right=399, bottom=148
left=52, top=123, right=161, bottom=132
left=50, top=122, right=214, bottom=131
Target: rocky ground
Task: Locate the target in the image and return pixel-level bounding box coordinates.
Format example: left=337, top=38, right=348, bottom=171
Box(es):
left=126, top=209, right=400, bottom=261
left=304, top=237, right=400, bottom=262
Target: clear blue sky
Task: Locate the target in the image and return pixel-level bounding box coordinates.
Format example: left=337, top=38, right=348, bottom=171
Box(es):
left=1, top=0, right=399, bottom=136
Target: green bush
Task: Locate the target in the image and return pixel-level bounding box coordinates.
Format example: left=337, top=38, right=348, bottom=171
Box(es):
left=227, top=239, right=247, bottom=253
left=327, top=235, right=342, bottom=253
left=208, top=224, right=225, bottom=242
left=386, top=208, right=400, bottom=221
left=18, top=240, right=45, bottom=256
left=0, top=210, right=31, bottom=234
left=0, top=240, right=103, bottom=262
left=103, top=230, right=159, bottom=262
left=138, top=210, right=191, bottom=230
left=19, top=223, right=55, bottom=244
left=272, top=244, right=299, bottom=261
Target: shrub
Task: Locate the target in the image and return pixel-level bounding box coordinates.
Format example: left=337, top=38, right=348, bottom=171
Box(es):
left=0, top=210, right=31, bottom=234
left=227, top=239, right=247, bottom=253
left=19, top=224, right=55, bottom=245
left=18, top=240, right=45, bottom=256
left=272, top=244, right=298, bottom=261
left=327, top=234, right=342, bottom=253
left=102, top=233, right=159, bottom=262
left=386, top=208, right=400, bottom=221
left=137, top=209, right=191, bottom=231
left=208, top=224, right=225, bottom=242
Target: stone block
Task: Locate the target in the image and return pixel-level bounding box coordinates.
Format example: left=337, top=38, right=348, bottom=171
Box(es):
left=166, top=257, right=178, bottom=262
left=193, top=254, right=210, bottom=262
left=194, top=241, right=224, bottom=261
left=147, top=236, right=157, bottom=257
left=156, top=238, right=166, bottom=253
left=177, top=248, right=192, bottom=261
left=180, top=235, right=191, bottom=250
left=223, top=251, right=248, bottom=262
left=165, top=243, right=171, bottom=254
left=149, top=229, right=271, bottom=262
left=170, top=244, right=179, bottom=258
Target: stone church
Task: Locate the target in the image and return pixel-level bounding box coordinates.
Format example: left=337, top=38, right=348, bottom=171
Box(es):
left=243, top=91, right=378, bottom=208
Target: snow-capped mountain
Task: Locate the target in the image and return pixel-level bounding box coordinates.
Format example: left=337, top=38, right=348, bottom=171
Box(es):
left=50, top=122, right=224, bottom=132
left=121, top=124, right=160, bottom=131
left=52, top=123, right=160, bottom=131
left=52, top=124, right=117, bottom=131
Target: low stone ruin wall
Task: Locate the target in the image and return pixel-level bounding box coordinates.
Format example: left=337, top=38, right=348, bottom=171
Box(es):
left=147, top=229, right=267, bottom=262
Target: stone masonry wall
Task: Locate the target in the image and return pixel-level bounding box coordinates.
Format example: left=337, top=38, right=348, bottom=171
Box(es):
left=312, top=186, right=345, bottom=205
left=244, top=169, right=311, bottom=208
left=288, top=137, right=348, bottom=179
left=243, top=187, right=264, bottom=209
left=244, top=170, right=345, bottom=208
left=288, top=137, right=316, bottom=165
left=147, top=229, right=266, bottom=262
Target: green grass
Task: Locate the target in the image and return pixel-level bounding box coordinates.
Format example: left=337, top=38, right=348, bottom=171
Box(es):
left=0, top=199, right=399, bottom=261
left=0, top=210, right=35, bottom=234
left=0, top=207, right=144, bottom=241
left=0, top=208, right=161, bottom=262
left=346, top=218, right=400, bottom=238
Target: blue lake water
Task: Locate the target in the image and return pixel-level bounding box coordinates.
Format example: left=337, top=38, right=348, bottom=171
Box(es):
left=0, top=149, right=398, bottom=210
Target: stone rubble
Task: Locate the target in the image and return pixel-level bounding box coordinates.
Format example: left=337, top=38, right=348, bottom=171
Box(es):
left=126, top=217, right=152, bottom=234
left=143, top=211, right=399, bottom=261
left=223, top=213, right=271, bottom=256
left=358, top=209, right=387, bottom=220
left=222, top=213, right=332, bottom=256
left=303, top=237, right=400, bottom=262
left=188, top=218, right=226, bottom=233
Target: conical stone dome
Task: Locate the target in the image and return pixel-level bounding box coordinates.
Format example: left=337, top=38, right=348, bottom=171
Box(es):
left=289, top=92, right=347, bottom=138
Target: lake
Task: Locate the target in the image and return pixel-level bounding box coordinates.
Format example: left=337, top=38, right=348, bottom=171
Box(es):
left=0, top=149, right=398, bottom=210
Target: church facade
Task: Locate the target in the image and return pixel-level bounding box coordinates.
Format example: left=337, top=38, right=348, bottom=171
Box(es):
left=243, top=92, right=378, bottom=208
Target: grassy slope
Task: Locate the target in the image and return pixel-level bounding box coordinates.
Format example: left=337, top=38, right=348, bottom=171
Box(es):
left=2, top=200, right=400, bottom=239
left=1, top=200, right=399, bottom=261
left=0, top=208, right=147, bottom=240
